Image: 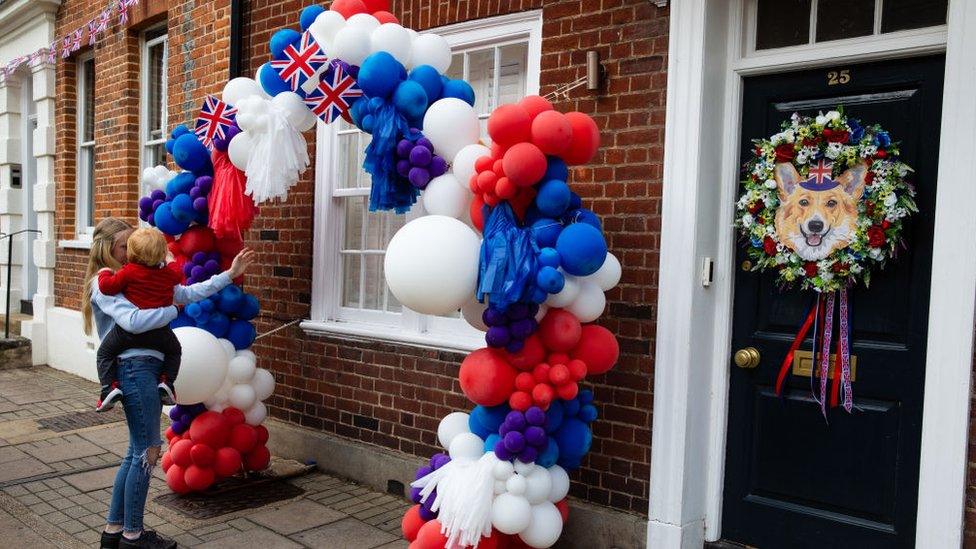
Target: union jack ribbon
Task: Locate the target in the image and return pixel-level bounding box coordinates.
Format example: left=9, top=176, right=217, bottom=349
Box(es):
left=270, top=31, right=328, bottom=91
left=48, top=42, right=57, bottom=64
left=303, top=62, right=363, bottom=124
left=118, top=0, right=130, bottom=26
left=838, top=289, right=852, bottom=412
left=61, top=36, right=72, bottom=59
left=88, top=19, right=98, bottom=46
left=71, top=28, right=83, bottom=52
left=817, top=292, right=836, bottom=417
left=96, top=10, right=111, bottom=33
left=28, top=51, right=41, bottom=68
left=194, top=94, right=238, bottom=150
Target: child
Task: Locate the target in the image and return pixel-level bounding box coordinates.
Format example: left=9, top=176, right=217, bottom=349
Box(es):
left=95, top=228, right=183, bottom=412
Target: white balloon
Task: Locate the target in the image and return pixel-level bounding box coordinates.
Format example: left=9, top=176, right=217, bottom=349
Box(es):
left=513, top=460, right=536, bottom=476
left=229, top=383, right=257, bottom=410
left=251, top=368, right=276, bottom=401
left=493, top=460, right=515, bottom=480
left=227, top=132, right=254, bottom=171
left=448, top=432, right=485, bottom=460
left=567, top=279, right=606, bottom=323
left=422, top=99, right=481, bottom=161
left=218, top=338, right=237, bottom=362
left=534, top=304, right=548, bottom=323
left=210, top=402, right=228, bottom=413
left=173, top=328, right=229, bottom=405
left=423, top=174, right=471, bottom=219
left=272, top=91, right=316, bottom=132
left=506, top=474, right=527, bottom=496
left=524, top=467, right=553, bottom=505
left=309, top=10, right=346, bottom=55
left=452, top=144, right=491, bottom=190
left=236, top=349, right=257, bottom=363
left=519, top=502, right=564, bottom=548
left=586, top=252, right=622, bottom=291
left=228, top=355, right=257, bottom=384
left=332, top=26, right=372, bottom=66
left=371, top=23, right=412, bottom=65
left=492, top=493, right=533, bottom=535
left=346, top=13, right=380, bottom=32
left=235, top=96, right=271, bottom=133
left=437, top=412, right=471, bottom=449
left=494, top=480, right=508, bottom=495
left=222, top=77, right=263, bottom=105
left=411, top=33, right=452, bottom=73
left=545, top=272, right=579, bottom=308
left=461, top=297, right=489, bottom=331
left=384, top=215, right=481, bottom=315
left=244, top=401, right=268, bottom=426
left=547, top=465, right=570, bottom=502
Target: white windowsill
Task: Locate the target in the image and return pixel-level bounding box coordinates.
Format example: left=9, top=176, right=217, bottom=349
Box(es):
left=300, top=319, right=484, bottom=354
left=59, top=238, right=92, bottom=250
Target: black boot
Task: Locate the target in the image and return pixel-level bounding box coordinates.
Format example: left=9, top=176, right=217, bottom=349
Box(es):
left=100, top=530, right=123, bottom=549
left=118, top=530, right=177, bottom=549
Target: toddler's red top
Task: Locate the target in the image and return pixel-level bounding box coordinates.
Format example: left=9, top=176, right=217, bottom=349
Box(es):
left=98, top=263, right=183, bottom=309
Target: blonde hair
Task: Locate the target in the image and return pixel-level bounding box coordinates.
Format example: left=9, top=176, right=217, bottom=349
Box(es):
left=126, top=228, right=168, bottom=267
left=82, top=218, right=133, bottom=336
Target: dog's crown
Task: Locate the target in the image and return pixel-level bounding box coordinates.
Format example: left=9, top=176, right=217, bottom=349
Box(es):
left=799, top=159, right=840, bottom=191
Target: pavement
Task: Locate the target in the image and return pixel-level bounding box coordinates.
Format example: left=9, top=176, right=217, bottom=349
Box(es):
left=0, top=366, right=410, bottom=548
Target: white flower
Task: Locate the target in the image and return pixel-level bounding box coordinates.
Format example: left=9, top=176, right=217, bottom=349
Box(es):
left=815, top=114, right=827, bottom=125
left=884, top=193, right=897, bottom=207
left=869, top=248, right=883, bottom=260
left=821, top=272, right=834, bottom=283
left=825, top=142, right=844, bottom=159
left=742, top=213, right=754, bottom=227
left=861, top=145, right=878, bottom=157
left=851, top=264, right=863, bottom=274
left=826, top=110, right=841, bottom=121
left=765, top=179, right=777, bottom=189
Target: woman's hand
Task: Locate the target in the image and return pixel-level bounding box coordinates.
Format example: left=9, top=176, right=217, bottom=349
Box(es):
left=227, top=248, right=257, bottom=279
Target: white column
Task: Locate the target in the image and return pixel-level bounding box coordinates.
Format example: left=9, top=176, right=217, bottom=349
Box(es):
left=0, top=76, right=24, bottom=316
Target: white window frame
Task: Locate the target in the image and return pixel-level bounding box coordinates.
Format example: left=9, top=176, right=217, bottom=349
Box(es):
left=140, top=28, right=168, bottom=176
left=305, top=10, right=542, bottom=352
left=76, top=51, right=96, bottom=239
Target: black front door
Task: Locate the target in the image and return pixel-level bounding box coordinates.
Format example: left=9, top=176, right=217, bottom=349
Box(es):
left=722, top=55, right=945, bottom=548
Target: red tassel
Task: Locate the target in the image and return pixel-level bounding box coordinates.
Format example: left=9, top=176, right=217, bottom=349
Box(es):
left=209, top=150, right=258, bottom=240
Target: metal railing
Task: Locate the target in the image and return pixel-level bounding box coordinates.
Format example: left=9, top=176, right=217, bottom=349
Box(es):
left=1, top=229, right=41, bottom=338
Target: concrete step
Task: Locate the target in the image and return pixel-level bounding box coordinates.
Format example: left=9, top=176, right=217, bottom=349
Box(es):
left=0, top=312, right=30, bottom=336
left=0, top=336, right=31, bottom=369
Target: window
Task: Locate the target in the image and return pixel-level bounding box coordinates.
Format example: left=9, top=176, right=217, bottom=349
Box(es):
left=311, top=11, right=542, bottom=349
left=76, top=53, right=96, bottom=237
left=141, top=27, right=168, bottom=179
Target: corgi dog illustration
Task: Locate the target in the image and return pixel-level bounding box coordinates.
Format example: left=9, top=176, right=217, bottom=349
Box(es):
left=773, top=159, right=868, bottom=261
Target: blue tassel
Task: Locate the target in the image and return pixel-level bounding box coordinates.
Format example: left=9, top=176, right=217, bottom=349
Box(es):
left=364, top=102, right=418, bottom=213
left=478, top=203, right=539, bottom=310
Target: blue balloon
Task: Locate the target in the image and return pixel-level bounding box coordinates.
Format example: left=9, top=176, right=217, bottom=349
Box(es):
left=556, top=222, right=607, bottom=276
left=152, top=202, right=189, bottom=236
left=199, top=298, right=216, bottom=314
left=470, top=404, right=509, bottom=434
left=350, top=97, right=369, bottom=127
left=569, top=192, right=582, bottom=210
left=236, top=294, right=260, bottom=320
left=536, top=266, right=565, bottom=294
left=171, top=194, right=196, bottom=223
left=536, top=439, right=559, bottom=468
left=368, top=96, right=385, bottom=113
left=531, top=218, right=563, bottom=248
left=544, top=156, right=569, bottom=182
left=484, top=433, right=501, bottom=454
left=408, top=65, right=443, bottom=102
left=217, top=285, right=244, bottom=314
left=258, top=62, right=291, bottom=97
left=226, top=319, right=257, bottom=350
left=562, top=208, right=601, bottom=231
left=538, top=247, right=561, bottom=268
left=562, top=395, right=581, bottom=417
left=171, top=125, right=191, bottom=139
left=579, top=389, right=594, bottom=405
left=579, top=404, right=598, bottom=423
left=469, top=417, right=492, bottom=440
left=361, top=114, right=375, bottom=133
left=201, top=312, right=230, bottom=338
left=358, top=52, right=404, bottom=99
left=166, top=172, right=196, bottom=198
left=270, top=29, right=301, bottom=58
left=535, top=179, right=571, bottom=217
left=185, top=302, right=203, bottom=319
left=545, top=400, right=564, bottom=433
left=393, top=80, right=428, bottom=120
left=165, top=138, right=175, bottom=154
left=441, top=79, right=475, bottom=106
left=171, top=311, right=195, bottom=329
left=299, top=5, right=325, bottom=31
left=172, top=134, right=211, bottom=173
left=553, top=418, right=592, bottom=469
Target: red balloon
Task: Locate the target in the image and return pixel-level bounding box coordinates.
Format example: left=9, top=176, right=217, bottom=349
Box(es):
left=562, top=112, right=601, bottom=165
left=170, top=438, right=194, bottom=468
left=531, top=111, right=573, bottom=155
left=401, top=504, right=426, bottom=542
left=415, top=519, right=448, bottom=549
left=164, top=426, right=176, bottom=441
left=502, top=143, right=547, bottom=187
left=222, top=407, right=246, bottom=426
left=229, top=423, right=258, bottom=454
left=519, top=95, right=554, bottom=120
left=166, top=464, right=190, bottom=494
left=555, top=382, right=578, bottom=401
left=161, top=451, right=174, bottom=473
left=488, top=104, right=532, bottom=147
left=490, top=142, right=506, bottom=159
left=556, top=499, right=570, bottom=522
left=190, top=443, right=215, bottom=467
left=474, top=155, right=494, bottom=173
left=509, top=391, right=533, bottom=412
left=571, top=324, right=619, bottom=375
left=213, top=447, right=242, bottom=478
left=532, top=383, right=554, bottom=409
left=331, top=0, right=368, bottom=18
left=508, top=334, right=546, bottom=370
left=184, top=464, right=215, bottom=491
left=245, top=444, right=271, bottom=471
left=459, top=348, right=517, bottom=406
left=177, top=225, right=216, bottom=257
left=567, top=359, right=588, bottom=381
left=189, top=411, right=231, bottom=449
left=477, top=529, right=508, bottom=549
left=362, top=0, right=390, bottom=11
left=495, top=177, right=517, bottom=200
left=254, top=425, right=270, bottom=446
left=215, top=233, right=244, bottom=260
left=539, top=309, right=583, bottom=352
left=515, top=372, right=535, bottom=392
left=372, top=10, right=398, bottom=24
left=470, top=195, right=486, bottom=233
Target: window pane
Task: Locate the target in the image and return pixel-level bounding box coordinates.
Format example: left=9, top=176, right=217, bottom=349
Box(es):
left=756, top=0, right=811, bottom=49
left=882, top=0, right=947, bottom=32
left=363, top=254, right=382, bottom=310
left=498, top=43, right=528, bottom=107
left=446, top=53, right=464, bottom=81
left=341, top=253, right=361, bottom=307
left=84, top=147, right=95, bottom=225
left=147, top=40, right=166, bottom=137
left=816, top=0, right=875, bottom=42
left=343, top=196, right=364, bottom=250
left=82, top=59, right=95, bottom=142
left=468, top=48, right=495, bottom=115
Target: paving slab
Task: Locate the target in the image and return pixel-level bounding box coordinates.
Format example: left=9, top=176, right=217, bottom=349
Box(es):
left=196, top=526, right=303, bottom=549
left=291, top=517, right=397, bottom=548
left=0, top=457, right=53, bottom=483
left=22, top=440, right=103, bottom=462
left=63, top=467, right=118, bottom=493
left=248, top=499, right=347, bottom=535
left=0, top=445, right=28, bottom=464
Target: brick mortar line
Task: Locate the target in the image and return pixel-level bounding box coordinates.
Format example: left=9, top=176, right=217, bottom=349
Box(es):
left=0, top=462, right=117, bottom=490
left=0, top=490, right=87, bottom=549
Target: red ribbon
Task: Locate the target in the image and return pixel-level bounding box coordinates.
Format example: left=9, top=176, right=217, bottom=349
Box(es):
left=775, top=296, right=819, bottom=396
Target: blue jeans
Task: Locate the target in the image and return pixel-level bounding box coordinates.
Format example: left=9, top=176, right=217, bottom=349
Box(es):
left=107, top=356, right=163, bottom=533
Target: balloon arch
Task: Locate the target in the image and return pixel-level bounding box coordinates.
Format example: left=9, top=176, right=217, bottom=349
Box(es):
left=147, top=2, right=622, bottom=547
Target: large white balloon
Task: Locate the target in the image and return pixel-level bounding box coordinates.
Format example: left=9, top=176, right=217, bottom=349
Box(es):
left=222, top=77, right=263, bottom=105
left=234, top=96, right=270, bottom=134
left=227, top=132, right=254, bottom=171
left=244, top=401, right=268, bottom=426
left=173, top=328, right=229, bottom=405
left=346, top=13, right=380, bottom=32
left=519, top=502, right=564, bottom=548
left=586, top=252, right=621, bottom=291
left=251, top=368, right=276, bottom=401
left=272, top=91, right=317, bottom=132
left=491, top=493, right=532, bottom=535
left=545, top=272, right=579, bottom=308
left=228, top=355, right=257, bottom=384
left=461, top=297, right=489, bottom=331
left=547, top=465, right=570, bottom=502
left=384, top=215, right=481, bottom=315
left=567, top=279, right=606, bottom=323
left=309, top=10, right=346, bottom=55
left=524, top=467, right=553, bottom=505
left=437, top=412, right=471, bottom=449
left=332, top=26, right=372, bottom=66
left=423, top=99, right=481, bottom=161
left=371, top=23, right=412, bottom=65
left=422, top=174, right=471, bottom=219
left=229, top=383, right=257, bottom=411
left=452, top=144, right=491, bottom=190
left=448, top=432, right=485, bottom=460
left=411, top=33, right=452, bottom=73
left=217, top=338, right=237, bottom=362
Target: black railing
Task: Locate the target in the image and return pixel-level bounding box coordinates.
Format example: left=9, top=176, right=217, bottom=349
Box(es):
left=1, top=229, right=41, bottom=339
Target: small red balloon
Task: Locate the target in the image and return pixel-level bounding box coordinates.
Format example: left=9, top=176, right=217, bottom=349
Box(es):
left=189, top=411, right=231, bottom=449
left=567, top=359, right=588, bottom=381
left=222, top=407, right=246, bottom=426
left=556, top=382, right=578, bottom=401
left=229, top=423, right=258, bottom=454
left=215, top=233, right=244, bottom=260
left=475, top=155, right=494, bottom=173
left=539, top=309, right=583, bottom=352
left=508, top=335, right=546, bottom=370
left=372, top=10, right=398, bottom=24
left=547, top=352, right=570, bottom=365
left=571, top=324, right=619, bottom=375
left=519, top=95, right=554, bottom=120
left=177, top=225, right=216, bottom=257
left=531, top=111, right=573, bottom=155
left=492, top=159, right=505, bottom=175
left=170, top=438, right=193, bottom=468
left=556, top=498, right=570, bottom=522
left=477, top=170, right=498, bottom=193
left=164, top=426, right=176, bottom=441
left=166, top=464, right=190, bottom=494
left=562, top=111, right=601, bottom=165
left=254, top=425, right=270, bottom=446
left=532, top=363, right=551, bottom=384
left=509, top=391, right=533, bottom=411
left=190, top=443, right=215, bottom=467
left=549, top=364, right=571, bottom=385
left=330, top=0, right=368, bottom=18
left=503, top=143, right=548, bottom=187
left=245, top=445, right=271, bottom=471
left=484, top=192, right=500, bottom=207
left=184, top=464, right=215, bottom=492
left=532, top=383, right=554, bottom=409
left=515, top=372, right=535, bottom=392
left=415, top=519, right=449, bottom=549
left=490, top=142, right=506, bottom=159
left=213, top=447, right=242, bottom=478
left=488, top=104, right=532, bottom=147
left=495, top=177, right=517, bottom=200
left=459, top=348, right=517, bottom=406
left=470, top=195, right=486, bottom=232
left=362, top=0, right=390, bottom=12
left=401, top=504, right=426, bottom=542
left=161, top=451, right=174, bottom=473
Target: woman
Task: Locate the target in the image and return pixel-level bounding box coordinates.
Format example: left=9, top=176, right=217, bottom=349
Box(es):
left=85, top=218, right=255, bottom=549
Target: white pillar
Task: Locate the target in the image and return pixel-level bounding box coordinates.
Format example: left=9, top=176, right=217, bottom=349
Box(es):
left=0, top=75, right=24, bottom=317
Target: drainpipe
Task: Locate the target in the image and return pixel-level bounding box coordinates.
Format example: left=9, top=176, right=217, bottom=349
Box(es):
left=229, top=0, right=244, bottom=78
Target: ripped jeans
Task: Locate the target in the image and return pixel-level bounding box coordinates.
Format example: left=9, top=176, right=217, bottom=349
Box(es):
left=107, top=356, right=163, bottom=533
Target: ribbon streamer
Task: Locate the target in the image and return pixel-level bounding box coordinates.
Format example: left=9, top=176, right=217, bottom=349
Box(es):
left=775, top=296, right=819, bottom=396
left=839, top=289, right=853, bottom=411
left=818, top=292, right=836, bottom=417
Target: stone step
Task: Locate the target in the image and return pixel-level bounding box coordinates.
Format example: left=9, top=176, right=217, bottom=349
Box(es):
left=0, top=313, right=30, bottom=336
left=0, top=336, right=31, bottom=369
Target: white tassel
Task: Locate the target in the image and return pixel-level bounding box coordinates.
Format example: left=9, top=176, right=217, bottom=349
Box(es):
left=412, top=452, right=499, bottom=548
left=244, top=106, right=309, bottom=204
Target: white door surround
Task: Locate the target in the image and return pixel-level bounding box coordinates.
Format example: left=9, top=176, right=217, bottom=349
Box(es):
left=649, top=1, right=976, bottom=548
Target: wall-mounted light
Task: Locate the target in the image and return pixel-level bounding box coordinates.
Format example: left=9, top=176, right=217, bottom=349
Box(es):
left=586, top=50, right=602, bottom=91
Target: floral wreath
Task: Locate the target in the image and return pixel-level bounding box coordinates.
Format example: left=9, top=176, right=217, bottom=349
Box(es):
left=735, top=108, right=917, bottom=293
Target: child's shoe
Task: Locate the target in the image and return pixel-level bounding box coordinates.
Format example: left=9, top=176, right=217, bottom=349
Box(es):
left=96, top=382, right=123, bottom=412
left=158, top=375, right=176, bottom=406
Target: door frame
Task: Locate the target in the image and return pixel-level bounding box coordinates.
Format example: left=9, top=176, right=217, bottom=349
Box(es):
left=648, top=1, right=976, bottom=548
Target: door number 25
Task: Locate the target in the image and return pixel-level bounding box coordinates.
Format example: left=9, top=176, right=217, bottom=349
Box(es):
left=827, top=69, right=851, bottom=86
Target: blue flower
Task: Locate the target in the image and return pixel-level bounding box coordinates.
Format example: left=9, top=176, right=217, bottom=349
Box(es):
left=751, top=237, right=762, bottom=248
left=877, top=130, right=891, bottom=147
left=848, top=119, right=864, bottom=142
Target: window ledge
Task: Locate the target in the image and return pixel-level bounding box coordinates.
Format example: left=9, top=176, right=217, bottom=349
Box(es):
left=59, top=238, right=92, bottom=250
left=300, top=319, right=484, bottom=354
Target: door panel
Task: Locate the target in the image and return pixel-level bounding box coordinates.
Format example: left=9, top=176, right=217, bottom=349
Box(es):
left=722, top=56, right=944, bottom=548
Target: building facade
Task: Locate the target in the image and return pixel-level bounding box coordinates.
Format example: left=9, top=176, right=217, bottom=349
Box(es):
left=6, top=0, right=976, bottom=547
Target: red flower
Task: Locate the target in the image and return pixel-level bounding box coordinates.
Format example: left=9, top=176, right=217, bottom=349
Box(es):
left=865, top=202, right=875, bottom=216
left=763, top=236, right=777, bottom=256
left=748, top=200, right=765, bottom=215
left=881, top=220, right=891, bottom=230
left=864, top=171, right=875, bottom=185
left=823, top=128, right=850, bottom=143
left=875, top=150, right=888, bottom=159
left=868, top=226, right=886, bottom=248
left=832, top=262, right=848, bottom=273
left=803, top=137, right=820, bottom=147
left=774, top=144, right=796, bottom=163
left=803, top=262, right=819, bottom=278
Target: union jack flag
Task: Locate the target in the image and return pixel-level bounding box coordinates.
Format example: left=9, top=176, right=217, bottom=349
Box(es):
left=61, top=36, right=71, bottom=59
left=71, top=28, right=83, bottom=52
left=195, top=95, right=238, bottom=150
left=270, top=31, right=328, bottom=91
left=88, top=19, right=98, bottom=46
left=808, top=159, right=833, bottom=185
left=96, top=10, right=111, bottom=33
left=118, top=0, right=130, bottom=26
left=48, top=42, right=57, bottom=64
left=303, top=62, right=363, bottom=124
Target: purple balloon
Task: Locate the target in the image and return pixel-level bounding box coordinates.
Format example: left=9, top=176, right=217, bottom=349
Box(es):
left=150, top=189, right=166, bottom=201
left=408, top=167, right=430, bottom=189
left=525, top=426, right=546, bottom=447
left=183, top=264, right=194, bottom=277
left=494, top=441, right=513, bottom=461
left=152, top=199, right=165, bottom=210
left=396, top=159, right=412, bottom=178
left=486, top=326, right=511, bottom=347
left=525, top=407, right=546, bottom=427
left=429, top=156, right=448, bottom=178
left=415, top=465, right=433, bottom=480
left=139, top=196, right=154, bottom=211
left=418, top=505, right=437, bottom=521
left=410, top=486, right=422, bottom=503
left=192, top=252, right=208, bottom=263
left=189, top=187, right=201, bottom=199
left=430, top=453, right=450, bottom=470
left=396, top=139, right=413, bottom=158
left=193, top=197, right=208, bottom=212
left=409, top=146, right=432, bottom=167
left=146, top=214, right=155, bottom=226
left=509, top=318, right=535, bottom=340
left=505, top=411, right=527, bottom=431
left=191, top=265, right=205, bottom=279
left=196, top=176, right=213, bottom=191
left=505, top=340, right=525, bottom=354
left=417, top=137, right=433, bottom=151
left=171, top=420, right=186, bottom=434
left=507, top=303, right=530, bottom=320
left=517, top=447, right=538, bottom=463
left=503, top=431, right=526, bottom=453
left=482, top=308, right=506, bottom=327
left=138, top=210, right=149, bottom=222
left=169, top=407, right=181, bottom=420
left=204, top=259, right=220, bottom=274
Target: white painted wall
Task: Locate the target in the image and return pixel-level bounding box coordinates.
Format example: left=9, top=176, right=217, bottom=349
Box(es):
left=43, top=307, right=98, bottom=382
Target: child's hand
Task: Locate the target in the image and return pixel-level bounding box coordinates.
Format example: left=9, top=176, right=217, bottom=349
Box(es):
left=98, top=267, right=114, bottom=274
left=228, top=248, right=256, bottom=279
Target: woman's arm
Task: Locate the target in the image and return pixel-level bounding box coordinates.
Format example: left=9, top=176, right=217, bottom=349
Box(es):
left=173, top=248, right=256, bottom=305
left=91, top=283, right=177, bottom=333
